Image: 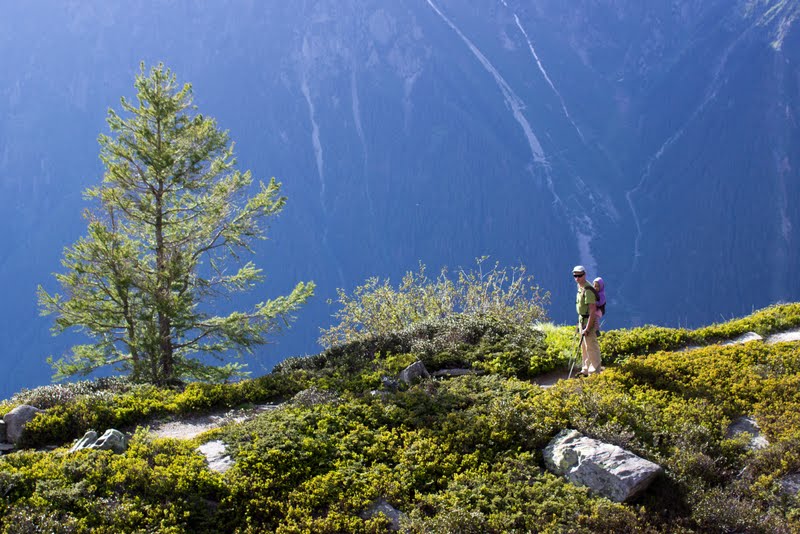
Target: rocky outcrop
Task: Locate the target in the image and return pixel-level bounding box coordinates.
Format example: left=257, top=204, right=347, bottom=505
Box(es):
left=544, top=429, right=662, bottom=502
left=3, top=405, right=43, bottom=445
left=725, top=416, right=769, bottom=450
left=399, top=361, right=429, bottom=385
left=69, top=429, right=127, bottom=454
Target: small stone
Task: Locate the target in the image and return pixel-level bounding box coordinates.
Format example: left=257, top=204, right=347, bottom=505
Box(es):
left=360, top=499, right=406, bottom=531
left=725, top=416, right=769, bottom=450
left=198, top=440, right=234, bottom=473
left=399, top=361, right=429, bottom=385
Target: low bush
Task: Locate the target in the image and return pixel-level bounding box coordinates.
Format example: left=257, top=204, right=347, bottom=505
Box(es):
left=0, top=429, right=225, bottom=532
left=3, top=303, right=800, bottom=531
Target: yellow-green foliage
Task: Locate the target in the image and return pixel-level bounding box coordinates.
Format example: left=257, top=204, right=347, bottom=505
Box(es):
left=2, top=305, right=800, bottom=532
left=0, top=430, right=224, bottom=533
left=17, top=372, right=310, bottom=450
left=600, top=303, right=800, bottom=363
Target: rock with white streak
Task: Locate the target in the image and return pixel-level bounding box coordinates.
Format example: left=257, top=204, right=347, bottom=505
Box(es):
left=544, top=429, right=663, bottom=502
left=70, top=429, right=127, bottom=454
left=90, top=429, right=127, bottom=453
left=70, top=430, right=99, bottom=452
left=766, top=328, right=800, bottom=344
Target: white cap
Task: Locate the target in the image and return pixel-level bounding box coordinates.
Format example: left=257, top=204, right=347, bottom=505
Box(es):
left=572, top=265, right=586, bottom=274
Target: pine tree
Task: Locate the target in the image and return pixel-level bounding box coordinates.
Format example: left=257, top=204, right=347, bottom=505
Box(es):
left=38, top=63, right=314, bottom=384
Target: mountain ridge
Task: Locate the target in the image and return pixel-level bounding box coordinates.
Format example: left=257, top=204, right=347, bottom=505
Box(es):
left=1, top=0, right=799, bottom=397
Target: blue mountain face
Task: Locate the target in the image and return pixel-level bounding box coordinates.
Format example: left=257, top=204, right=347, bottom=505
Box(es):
left=1, top=0, right=798, bottom=397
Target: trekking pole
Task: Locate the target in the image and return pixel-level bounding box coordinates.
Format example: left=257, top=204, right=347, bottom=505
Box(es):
left=567, top=333, right=585, bottom=379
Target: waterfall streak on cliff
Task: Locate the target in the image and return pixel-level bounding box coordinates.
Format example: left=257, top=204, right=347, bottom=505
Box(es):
left=350, top=69, right=374, bottom=217
left=425, top=0, right=547, bottom=167
left=625, top=31, right=746, bottom=270
left=509, top=11, right=585, bottom=142
left=426, top=0, right=599, bottom=271
left=301, top=76, right=326, bottom=213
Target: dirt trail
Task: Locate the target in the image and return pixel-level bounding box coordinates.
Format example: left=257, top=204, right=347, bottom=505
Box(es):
left=147, top=404, right=278, bottom=440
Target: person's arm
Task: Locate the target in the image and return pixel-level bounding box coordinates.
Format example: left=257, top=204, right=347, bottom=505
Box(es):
left=583, top=303, right=597, bottom=334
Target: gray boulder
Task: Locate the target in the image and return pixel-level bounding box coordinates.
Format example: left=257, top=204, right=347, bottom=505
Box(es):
left=544, top=429, right=663, bottom=502
left=779, top=473, right=800, bottom=497
left=70, top=429, right=127, bottom=454
left=0, top=420, right=6, bottom=443
left=725, top=416, right=769, bottom=450
left=3, top=404, right=43, bottom=444
left=399, top=361, right=430, bottom=385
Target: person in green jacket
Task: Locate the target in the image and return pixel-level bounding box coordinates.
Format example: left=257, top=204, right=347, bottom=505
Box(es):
left=573, top=265, right=601, bottom=376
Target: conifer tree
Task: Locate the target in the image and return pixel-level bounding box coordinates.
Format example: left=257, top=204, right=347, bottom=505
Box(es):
left=38, top=63, right=314, bottom=384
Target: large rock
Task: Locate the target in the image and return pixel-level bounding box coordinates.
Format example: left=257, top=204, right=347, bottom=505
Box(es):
left=0, top=420, right=6, bottom=443
left=399, top=361, right=430, bottom=385
left=544, top=429, right=663, bottom=502
left=70, top=429, right=127, bottom=454
left=725, top=416, right=769, bottom=450
left=3, top=405, right=43, bottom=445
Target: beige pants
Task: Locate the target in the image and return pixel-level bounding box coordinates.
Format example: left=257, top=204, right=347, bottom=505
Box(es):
left=580, top=329, right=602, bottom=374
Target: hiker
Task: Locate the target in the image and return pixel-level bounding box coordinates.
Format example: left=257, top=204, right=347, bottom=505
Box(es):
left=573, top=266, right=601, bottom=376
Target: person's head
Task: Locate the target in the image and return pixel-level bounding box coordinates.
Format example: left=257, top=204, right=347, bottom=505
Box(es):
left=593, top=277, right=604, bottom=291
left=572, top=265, right=586, bottom=284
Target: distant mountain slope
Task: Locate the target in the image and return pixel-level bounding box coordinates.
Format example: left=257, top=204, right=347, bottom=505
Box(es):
left=0, top=0, right=798, bottom=396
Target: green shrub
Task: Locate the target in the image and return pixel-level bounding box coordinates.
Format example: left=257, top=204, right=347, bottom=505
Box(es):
left=0, top=429, right=225, bottom=532
left=319, top=258, right=548, bottom=348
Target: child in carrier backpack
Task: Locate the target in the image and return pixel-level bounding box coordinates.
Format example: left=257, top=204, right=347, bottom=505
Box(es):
left=593, top=277, right=606, bottom=318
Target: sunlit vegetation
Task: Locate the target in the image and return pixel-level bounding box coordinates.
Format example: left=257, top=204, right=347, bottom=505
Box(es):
left=1, top=304, right=799, bottom=532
